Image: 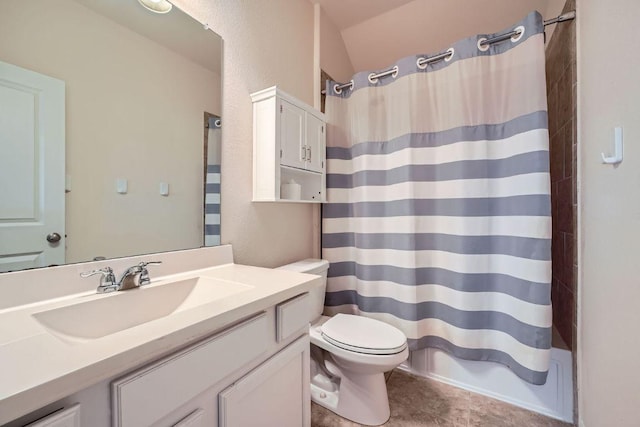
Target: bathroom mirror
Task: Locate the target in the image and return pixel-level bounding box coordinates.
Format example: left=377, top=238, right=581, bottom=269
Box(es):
left=0, top=0, right=222, bottom=272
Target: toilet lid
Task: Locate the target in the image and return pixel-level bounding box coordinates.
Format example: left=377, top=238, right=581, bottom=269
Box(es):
left=321, top=314, right=407, bottom=355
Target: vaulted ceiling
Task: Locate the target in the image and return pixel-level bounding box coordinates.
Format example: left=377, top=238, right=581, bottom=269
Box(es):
left=312, top=0, right=566, bottom=72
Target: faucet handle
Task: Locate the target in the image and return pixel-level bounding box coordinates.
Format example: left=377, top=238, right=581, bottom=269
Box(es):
left=138, top=261, right=162, bottom=268
left=80, top=266, right=114, bottom=278
left=80, top=267, right=117, bottom=293
left=138, top=261, right=162, bottom=286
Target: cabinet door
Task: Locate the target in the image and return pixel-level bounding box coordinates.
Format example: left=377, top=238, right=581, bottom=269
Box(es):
left=305, top=113, right=325, bottom=173
left=219, top=335, right=310, bottom=427
left=279, top=100, right=306, bottom=170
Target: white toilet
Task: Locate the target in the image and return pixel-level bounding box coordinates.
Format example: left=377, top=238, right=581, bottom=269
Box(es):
left=279, top=259, right=409, bottom=426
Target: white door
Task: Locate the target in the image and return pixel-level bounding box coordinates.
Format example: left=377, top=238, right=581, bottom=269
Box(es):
left=305, top=113, right=325, bottom=173
left=279, top=99, right=306, bottom=170
left=0, top=60, right=65, bottom=272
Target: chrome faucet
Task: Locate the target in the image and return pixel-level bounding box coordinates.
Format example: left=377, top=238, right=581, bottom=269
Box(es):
left=80, top=267, right=118, bottom=293
left=117, top=261, right=162, bottom=290
left=81, top=261, right=162, bottom=293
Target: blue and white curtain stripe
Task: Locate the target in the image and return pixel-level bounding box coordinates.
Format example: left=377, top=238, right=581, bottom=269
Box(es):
left=322, top=11, right=552, bottom=385
left=204, top=164, right=221, bottom=246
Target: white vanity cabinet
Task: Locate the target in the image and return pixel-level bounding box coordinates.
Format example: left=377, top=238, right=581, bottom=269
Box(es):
left=111, top=295, right=311, bottom=427
left=111, top=313, right=271, bottom=427
left=218, top=293, right=311, bottom=426
left=252, top=86, right=326, bottom=203
left=5, top=293, right=311, bottom=427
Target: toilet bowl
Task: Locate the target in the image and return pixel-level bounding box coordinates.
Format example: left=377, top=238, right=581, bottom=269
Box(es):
left=278, top=259, right=409, bottom=426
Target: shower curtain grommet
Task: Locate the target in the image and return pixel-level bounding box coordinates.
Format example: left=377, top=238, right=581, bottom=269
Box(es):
left=477, top=37, right=490, bottom=51
left=511, top=26, right=525, bottom=42
left=444, top=48, right=455, bottom=62
left=368, top=66, right=399, bottom=84
left=333, top=80, right=354, bottom=95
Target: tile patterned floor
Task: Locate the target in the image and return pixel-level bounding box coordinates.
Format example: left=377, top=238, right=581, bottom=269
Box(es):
left=311, top=370, right=573, bottom=427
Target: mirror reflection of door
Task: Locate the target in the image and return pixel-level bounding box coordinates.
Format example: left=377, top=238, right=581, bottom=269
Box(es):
left=0, top=61, right=65, bottom=272
left=204, top=113, right=221, bottom=246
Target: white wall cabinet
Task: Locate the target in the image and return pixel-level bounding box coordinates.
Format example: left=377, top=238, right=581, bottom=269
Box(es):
left=279, top=99, right=306, bottom=171
left=252, top=86, right=326, bottom=203
left=304, top=113, right=325, bottom=173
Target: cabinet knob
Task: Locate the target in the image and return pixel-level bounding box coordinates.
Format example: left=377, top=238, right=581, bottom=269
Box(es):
left=307, top=147, right=311, bottom=162
left=301, top=146, right=307, bottom=160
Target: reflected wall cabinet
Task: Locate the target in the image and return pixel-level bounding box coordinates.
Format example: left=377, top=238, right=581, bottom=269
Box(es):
left=251, top=86, right=326, bottom=203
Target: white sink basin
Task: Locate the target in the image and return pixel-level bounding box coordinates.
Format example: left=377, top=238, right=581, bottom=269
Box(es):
left=32, top=277, right=252, bottom=342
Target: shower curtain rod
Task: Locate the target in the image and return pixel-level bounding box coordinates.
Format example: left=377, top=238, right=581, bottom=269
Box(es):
left=329, top=10, right=576, bottom=93
left=480, top=10, right=577, bottom=47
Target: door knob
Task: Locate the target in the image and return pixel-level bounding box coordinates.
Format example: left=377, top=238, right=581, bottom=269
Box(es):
left=46, top=232, right=62, bottom=243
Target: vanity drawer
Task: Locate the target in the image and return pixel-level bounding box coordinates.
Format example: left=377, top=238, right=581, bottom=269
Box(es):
left=25, top=404, right=81, bottom=427
left=276, top=292, right=310, bottom=342
left=112, top=312, right=269, bottom=427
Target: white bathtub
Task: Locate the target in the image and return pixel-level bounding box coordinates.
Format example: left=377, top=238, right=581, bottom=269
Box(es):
left=399, top=347, right=573, bottom=423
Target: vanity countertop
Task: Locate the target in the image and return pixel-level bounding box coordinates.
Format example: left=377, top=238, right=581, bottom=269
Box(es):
left=0, top=263, right=320, bottom=425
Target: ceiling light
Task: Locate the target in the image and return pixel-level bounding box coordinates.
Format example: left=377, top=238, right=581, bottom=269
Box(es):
left=137, top=0, right=173, bottom=14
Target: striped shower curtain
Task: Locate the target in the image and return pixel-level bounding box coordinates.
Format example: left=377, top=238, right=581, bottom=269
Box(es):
left=322, top=12, right=551, bottom=385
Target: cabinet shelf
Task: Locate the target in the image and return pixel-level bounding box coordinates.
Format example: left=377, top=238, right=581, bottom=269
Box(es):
left=251, top=86, right=326, bottom=203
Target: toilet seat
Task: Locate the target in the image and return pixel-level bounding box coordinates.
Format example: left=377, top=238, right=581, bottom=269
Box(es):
left=321, top=314, right=407, bottom=355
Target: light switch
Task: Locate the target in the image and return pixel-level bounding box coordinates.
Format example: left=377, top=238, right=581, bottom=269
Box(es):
left=159, top=182, right=169, bottom=196
left=116, top=178, right=128, bottom=194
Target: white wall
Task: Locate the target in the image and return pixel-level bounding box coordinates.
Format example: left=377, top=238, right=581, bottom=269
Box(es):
left=0, top=0, right=221, bottom=263
left=341, top=0, right=568, bottom=72
left=171, top=0, right=318, bottom=267
left=577, top=1, right=640, bottom=426
left=319, top=7, right=354, bottom=83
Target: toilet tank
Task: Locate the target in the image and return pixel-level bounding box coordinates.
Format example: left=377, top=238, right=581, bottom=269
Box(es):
left=277, top=259, right=329, bottom=321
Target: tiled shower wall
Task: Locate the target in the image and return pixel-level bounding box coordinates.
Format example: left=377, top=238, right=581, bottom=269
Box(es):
left=546, top=0, right=577, bottom=352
